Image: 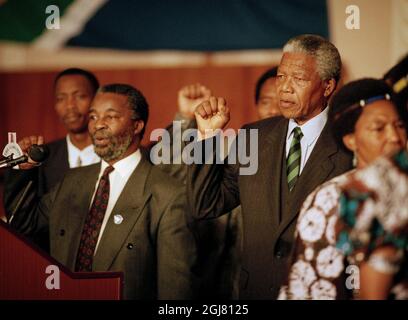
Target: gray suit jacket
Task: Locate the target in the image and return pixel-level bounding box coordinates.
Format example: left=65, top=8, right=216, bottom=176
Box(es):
left=187, top=116, right=353, bottom=299
left=6, top=156, right=198, bottom=300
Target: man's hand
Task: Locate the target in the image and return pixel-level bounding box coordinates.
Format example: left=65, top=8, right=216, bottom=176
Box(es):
left=194, top=97, right=230, bottom=138
left=17, top=135, right=44, bottom=170
left=178, top=83, right=212, bottom=119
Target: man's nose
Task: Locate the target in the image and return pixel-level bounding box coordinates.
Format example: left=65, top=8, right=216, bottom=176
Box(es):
left=66, top=96, right=77, bottom=110
left=279, top=76, right=293, bottom=93
left=94, top=119, right=105, bottom=130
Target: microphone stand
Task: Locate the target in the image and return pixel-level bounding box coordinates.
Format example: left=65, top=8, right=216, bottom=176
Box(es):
left=0, top=155, right=14, bottom=166
left=0, top=155, right=28, bottom=169
left=7, top=180, right=33, bottom=224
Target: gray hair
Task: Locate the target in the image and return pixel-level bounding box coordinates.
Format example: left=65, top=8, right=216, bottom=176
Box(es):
left=282, top=34, right=342, bottom=82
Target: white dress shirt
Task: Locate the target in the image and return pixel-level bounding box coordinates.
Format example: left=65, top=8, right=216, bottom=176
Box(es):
left=93, top=149, right=142, bottom=253
left=285, top=107, right=329, bottom=174
left=66, top=135, right=100, bottom=168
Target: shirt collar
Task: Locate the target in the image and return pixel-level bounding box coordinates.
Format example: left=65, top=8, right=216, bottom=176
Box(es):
left=100, top=149, right=142, bottom=179
left=66, top=135, right=96, bottom=161
left=286, top=106, right=329, bottom=146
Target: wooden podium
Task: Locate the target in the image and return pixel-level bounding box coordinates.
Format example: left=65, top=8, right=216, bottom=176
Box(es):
left=0, top=220, right=123, bottom=300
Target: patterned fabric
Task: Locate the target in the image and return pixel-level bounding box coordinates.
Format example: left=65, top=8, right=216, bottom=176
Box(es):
left=278, top=171, right=353, bottom=300
left=287, top=127, right=303, bottom=192
left=75, top=165, right=114, bottom=272
left=279, top=150, right=408, bottom=300
left=335, top=150, right=408, bottom=299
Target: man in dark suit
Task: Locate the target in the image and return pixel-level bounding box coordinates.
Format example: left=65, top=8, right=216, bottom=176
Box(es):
left=187, top=34, right=353, bottom=299
left=3, top=68, right=100, bottom=251
left=5, top=84, right=197, bottom=299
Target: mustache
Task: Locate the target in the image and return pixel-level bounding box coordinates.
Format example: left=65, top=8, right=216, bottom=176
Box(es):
left=91, top=130, right=112, bottom=139
left=63, top=112, right=83, bottom=119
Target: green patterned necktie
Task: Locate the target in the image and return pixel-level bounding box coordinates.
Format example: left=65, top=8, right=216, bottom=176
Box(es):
left=287, top=127, right=303, bottom=192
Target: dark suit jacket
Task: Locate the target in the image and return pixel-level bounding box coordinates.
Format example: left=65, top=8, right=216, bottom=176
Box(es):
left=3, top=138, right=70, bottom=250
left=187, top=116, right=353, bottom=299
left=5, top=156, right=198, bottom=300
left=148, top=117, right=243, bottom=299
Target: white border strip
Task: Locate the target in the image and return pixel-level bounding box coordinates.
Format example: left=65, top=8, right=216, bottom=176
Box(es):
left=0, top=42, right=282, bottom=71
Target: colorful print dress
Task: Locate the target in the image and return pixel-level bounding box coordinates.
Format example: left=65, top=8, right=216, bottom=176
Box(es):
left=279, top=150, right=408, bottom=300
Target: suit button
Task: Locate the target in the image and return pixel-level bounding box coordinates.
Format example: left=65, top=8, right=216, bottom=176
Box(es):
left=59, top=229, right=65, bottom=236
left=127, top=243, right=134, bottom=250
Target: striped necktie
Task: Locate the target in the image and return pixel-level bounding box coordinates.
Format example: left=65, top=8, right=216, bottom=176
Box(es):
left=75, top=165, right=114, bottom=271
left=287, top=127, right=303, bottom=192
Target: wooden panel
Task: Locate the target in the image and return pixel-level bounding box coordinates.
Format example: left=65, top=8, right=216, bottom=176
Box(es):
left=0, top=221, right=123, bottom=300
left=0, top=65, right=275, bottom=146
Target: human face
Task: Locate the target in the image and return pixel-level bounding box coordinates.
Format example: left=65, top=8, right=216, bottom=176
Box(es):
left=276, top=52, right=332, bottom=125
left=345, top=100, right=407, bottom=168
left=54, top=75, right=94, bottom=133
left=256, top=78, right=282, bottom=120
left=88, top=92, right=139, bottom=164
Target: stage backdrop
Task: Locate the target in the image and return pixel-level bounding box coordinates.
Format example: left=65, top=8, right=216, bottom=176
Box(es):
left=0, top=0, right=328, bottom=51
left=0, top=64, right=276, bottom=150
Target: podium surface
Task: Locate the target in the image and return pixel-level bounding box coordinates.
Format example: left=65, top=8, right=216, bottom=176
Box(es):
left=0, top=220, right=123, bottom=300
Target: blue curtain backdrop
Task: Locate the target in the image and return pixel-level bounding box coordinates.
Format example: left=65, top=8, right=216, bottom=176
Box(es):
left=68, top=0, right=329, bottom=51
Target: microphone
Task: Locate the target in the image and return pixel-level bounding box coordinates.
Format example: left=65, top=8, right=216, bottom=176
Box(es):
left=0, top=144, right=49, bottom=169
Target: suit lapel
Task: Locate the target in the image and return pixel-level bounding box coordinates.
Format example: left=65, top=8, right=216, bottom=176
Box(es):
left=55, top=163, right=100, bottom=269
left=61, top=139, right=70, bottom=171
left=92, top=157, right=152, bottom=271
left=274, top=123, right=338, bottom=239
left=262, top=118, right=288, bottom=229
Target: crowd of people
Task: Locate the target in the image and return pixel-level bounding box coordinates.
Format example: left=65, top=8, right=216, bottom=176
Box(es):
left=2, top=34, right=408, bottom=300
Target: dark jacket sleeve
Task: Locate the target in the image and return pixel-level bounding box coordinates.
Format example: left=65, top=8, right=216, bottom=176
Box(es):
left=186, top=135, right=241, bottom=220
left=3, top=167, right=57, bottom=239
left=146, top=114, right=197, bottom=183
left=3, top=167, right=40, bottom=213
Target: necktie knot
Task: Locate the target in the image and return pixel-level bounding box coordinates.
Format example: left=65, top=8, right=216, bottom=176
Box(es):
left=287, top=127, right=303, bottom=192
left=103, top=165, right=115, bottom=177
left=293, top=127, right=303, bottom=140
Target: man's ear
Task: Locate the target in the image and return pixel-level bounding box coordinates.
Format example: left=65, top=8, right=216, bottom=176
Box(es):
left=342, top=133, right=356, bottom=153
left=324, top=79, right=336, bottom=98
left=134, top=120, right=145, bottom=136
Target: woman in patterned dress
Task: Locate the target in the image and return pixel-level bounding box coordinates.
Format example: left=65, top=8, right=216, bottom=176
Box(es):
left=278, top=78, right=408, bottom=300
left=336, top=149, right=408, bottom=299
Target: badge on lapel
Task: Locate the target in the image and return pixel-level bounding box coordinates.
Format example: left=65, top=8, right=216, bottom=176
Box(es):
left=113, top=214, right=123, bottom=225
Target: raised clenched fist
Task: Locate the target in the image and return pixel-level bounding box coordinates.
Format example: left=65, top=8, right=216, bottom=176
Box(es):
left=194, top=96, right=230, bottom=138
left=178, top=83, right=212, bottom=119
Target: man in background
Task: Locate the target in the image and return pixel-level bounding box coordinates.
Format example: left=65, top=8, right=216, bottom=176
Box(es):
left=3, top=68, right=100, bottom=250
left=255, top=66, right=282, bottom=119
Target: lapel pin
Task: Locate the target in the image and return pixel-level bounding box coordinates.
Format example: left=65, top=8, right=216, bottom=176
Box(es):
left=113, top=214, right=123, bottom=225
